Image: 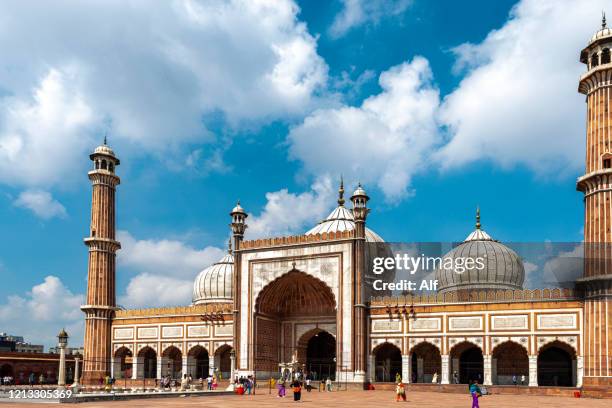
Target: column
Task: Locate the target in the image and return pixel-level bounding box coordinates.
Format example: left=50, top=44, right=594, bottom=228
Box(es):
left=156, top=358, right=163, bottom=380
left=528, top=356, right=538, bottom=387
left=132, top=356, right=142, bottom=380
left=441, top=355, right=450, bottom=384
left=58, top=346, right=66, bottom=386
left=182, top=356, right=189, bottom=380
left=229, top=351, right=236, bottom=381
left=576, top=356, right=583, bottom=388
left=417, top=358, right=424, bottom=382
left=367, top=354, right=375, bottom=382
left=111, top=357, right=121, bottom=379
left=72, top=357, right=81, bottom=386
left=401, top=355, right=410, bottom=383
left=483, top=355, right=492, bottom=386
left=452, top=358, right=459, bottom=383
left=209, top=357, right=216, bottom=377
left=491, top=358, right=497, bottom=385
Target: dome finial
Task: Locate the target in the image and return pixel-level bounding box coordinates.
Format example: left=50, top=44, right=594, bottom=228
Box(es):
left=228, top=237, right=232, bottom=253
left=476, top=206, right=481, bottom=230
left=103, top=130, right=108, bottom=146
left=603, top=11, right=607, bottom=29
left=338, top=175, right=345, bottom=206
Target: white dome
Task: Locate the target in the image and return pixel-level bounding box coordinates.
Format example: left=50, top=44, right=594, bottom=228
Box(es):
left=94, top=144, right=116, bottom=157
left=192, top=252, right=234, bottom=304
left=305, top=205, right=384, bottom=242
left=590, top=27, right=612, bottom=43
left=435, top=211, right=524, bottom=293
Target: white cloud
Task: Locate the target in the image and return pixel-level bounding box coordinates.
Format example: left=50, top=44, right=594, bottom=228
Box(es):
left=0, top=0, right=327, bottom=188
left=13, top=189, right=67, bottom=219
left=247, top=176, right=336, bottom=239
left=288, top=57, right=440, bottom=201
left=329, top=0, right=411, bottom=38
left=116, top=230, right=226, bottom=307
left=119, top=273, right=193, bottom=308
left=0, top=276, right=84, bottom=348
left=437, top=0, right=608, bottom=174
left=117, top=230, right=225, bottom=280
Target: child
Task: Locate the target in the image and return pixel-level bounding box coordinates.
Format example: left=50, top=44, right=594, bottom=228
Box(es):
left=395, top=382, right=406, bottom=402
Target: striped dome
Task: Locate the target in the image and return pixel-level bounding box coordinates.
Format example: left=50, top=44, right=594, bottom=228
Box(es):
left=192, top=252, right=233, bottom=304
left=305, top=205, right=384, bottom=242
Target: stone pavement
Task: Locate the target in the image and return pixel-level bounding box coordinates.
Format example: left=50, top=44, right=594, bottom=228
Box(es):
left=5, top=390, right=611, bottom=407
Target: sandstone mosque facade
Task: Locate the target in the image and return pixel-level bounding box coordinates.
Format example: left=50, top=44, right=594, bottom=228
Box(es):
left=80, top=20, right=612, bottom=395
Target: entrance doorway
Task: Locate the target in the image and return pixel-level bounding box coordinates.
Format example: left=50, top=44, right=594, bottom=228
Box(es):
left=538, top=341, right=575, bottom=386
left=451, top=342, right=483, bottom=384
left=374, top=343, right=402, bottom=382
left=303, top=330, right=336, bottom=381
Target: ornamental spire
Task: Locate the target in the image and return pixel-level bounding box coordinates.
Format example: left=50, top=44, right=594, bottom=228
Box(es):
left=476, top=206, right=481, bottom=230
left=603, top=11, right=607, bottom=29
left=338, top=175, right=345, bottom=206
left=228, top=237, right=232, bottom=253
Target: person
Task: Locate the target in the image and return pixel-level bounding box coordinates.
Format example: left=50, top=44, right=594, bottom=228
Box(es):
left=325, top=377, right=332, bottom=391
left=39, top=373, right=45, bottom=385
left=305, top=377, right=312, bottom=392
left=245, top=377, right=252, bottom=395
left=207, top=375, right=213, bottom=390
left=28, top=372, right=35, bottom=387
left=212, top=376, right=218, bottom=390
left=453, top=371, right=459, bottom=384
left=180, top=374, right=189, bottom=391
left=520, top=374, right=526, bottom=386
left=292, top=379, right=302, bottom=402
left=277, top=380, right=286, bottom=398
left=395, top=372, right=402, bottom=384
left=512, top=374, right=517, bottom=386
left=432, top=372, right=438, bottom=383
left=396, top=382, right=406, bottom=402
left=469, top=380, right=482, bottom=408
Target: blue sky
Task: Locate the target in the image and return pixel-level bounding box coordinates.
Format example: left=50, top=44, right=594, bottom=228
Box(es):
left=0, top=0, right=606, bottom=347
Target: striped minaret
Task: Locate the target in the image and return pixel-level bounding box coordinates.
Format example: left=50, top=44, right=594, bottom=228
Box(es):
left=577, top=15, right=612, bottom=391
left=81, top=139, right=121, bottom=384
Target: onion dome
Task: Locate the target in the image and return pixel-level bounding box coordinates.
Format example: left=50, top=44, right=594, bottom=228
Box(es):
left=435, top=208, right=524, bottom=293
left=305, top=179, right=384, bottom=242
left=231, top=200, right=246, bottom=216
left=192, top=240, right=234, bottom=304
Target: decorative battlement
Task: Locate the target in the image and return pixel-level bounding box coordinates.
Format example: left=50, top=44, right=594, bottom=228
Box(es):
left=115, top=302, right=233, bottom=318
left=370, top=288, right=577, bottom=307
left=240, top=230, right=355, bottom=250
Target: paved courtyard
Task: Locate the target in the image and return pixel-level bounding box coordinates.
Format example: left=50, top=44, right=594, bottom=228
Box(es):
left=6, top=390, right=611, bottom=407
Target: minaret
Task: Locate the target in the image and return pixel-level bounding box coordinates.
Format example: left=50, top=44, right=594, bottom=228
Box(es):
left=229, top=201, right=247, bottom=376
left=577, top=15, right=612, bottom=389
left=81, top=139, right=121, bottom=384
left=351, top=183, right=369, bottom=383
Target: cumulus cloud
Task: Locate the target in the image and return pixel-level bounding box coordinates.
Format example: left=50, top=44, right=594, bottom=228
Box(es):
left=13, top=189, right=67, bottom=219
left=0, top=0, right=327, bottom=189
left=329, top=0, right=411, bottom=38
left=437, top=0, right=608, bottom=173
left=116, top=230, right=225, bottom=307
left=0, top=276, right=84, bottom=348
left=119, top=273, right=193, bottom=308
left=247, top=176, right=336, bottom=238
left=288, top=57, right=440, bottom=201
left=117, top=230, right=225, bottom=279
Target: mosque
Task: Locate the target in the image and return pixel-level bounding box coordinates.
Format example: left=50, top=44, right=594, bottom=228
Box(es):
left=79, top=19, right=611, bottom=397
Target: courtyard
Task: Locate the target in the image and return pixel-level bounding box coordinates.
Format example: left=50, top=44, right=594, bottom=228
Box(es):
left=6, top=390, right=611, bottom=408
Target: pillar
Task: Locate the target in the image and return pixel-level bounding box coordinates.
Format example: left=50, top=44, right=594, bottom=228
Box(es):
left=156, top=358, right=163, bottom=380
left=367, top=354, right=375, bottom=382
left=483, top=355, right=492, bottom=386
left=209, top=356, right=216, bottom=377
left=401, top=355, right=410, bottom=383
left=132, top=356, right=142, bottom=380
left=492, top=358, right=497, bottom=385
left=72, top=357, right=81, bottom=386
left=417, top=358, right=424, bottom=382
left=452, top=358, right=459, bottom=383
left=576, top=356, right=583, bottom=388
left=229, top=350, right=236, bottom=381
left=182, top=356, right=189, bottom=379
left=528, top=356, right=538, bottom=387
left=58, top=346, right=66, bottom=386
left=441, top=355, right=450, bottom=384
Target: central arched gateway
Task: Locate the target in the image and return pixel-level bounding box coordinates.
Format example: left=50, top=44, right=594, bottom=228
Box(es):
left=254, top=270, right=336, bottom=379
